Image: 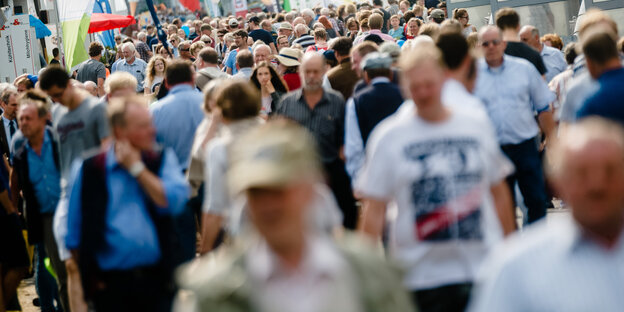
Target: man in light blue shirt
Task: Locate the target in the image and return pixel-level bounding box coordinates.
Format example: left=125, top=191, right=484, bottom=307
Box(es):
left=474, top=26, right=555, bottom=223
left=114, top=42, right=147, bottom=92
left=519, top=25, right=567, bottom=82
left=470, top=118, right=624, bottom=312
left=65, top=95, right=189, bottom=311
left=150, top=60, right=204, bottom=170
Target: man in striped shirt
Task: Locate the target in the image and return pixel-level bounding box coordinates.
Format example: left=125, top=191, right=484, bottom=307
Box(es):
left=292, top=24, right=315, bottom=50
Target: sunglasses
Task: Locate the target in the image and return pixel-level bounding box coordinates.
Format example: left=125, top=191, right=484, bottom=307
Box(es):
left=481, top=39, right=501, bottom=47
left=180, top=48, right=190, bottom=52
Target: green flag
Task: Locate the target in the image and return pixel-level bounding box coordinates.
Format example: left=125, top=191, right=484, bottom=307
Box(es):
left=283, top=0, right=291, bottom=12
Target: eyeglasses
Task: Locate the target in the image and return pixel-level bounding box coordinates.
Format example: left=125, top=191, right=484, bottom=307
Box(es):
left=481, top=39, right=501, bottom=47
left=180, top=48, right=190, bottom=52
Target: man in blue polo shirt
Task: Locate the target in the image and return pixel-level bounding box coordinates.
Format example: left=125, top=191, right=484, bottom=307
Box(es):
left=474, top=26, right=555, bottom=224
left=577, top=29, right=624, bottom=124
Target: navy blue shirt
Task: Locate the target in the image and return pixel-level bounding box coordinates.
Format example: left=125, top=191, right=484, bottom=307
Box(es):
left=577, top=67, right=624, bottom=124
left=249, top=29, right=274, bottom=46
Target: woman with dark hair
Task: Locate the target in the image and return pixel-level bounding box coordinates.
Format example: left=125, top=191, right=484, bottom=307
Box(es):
left=453, top=8, right=477, bottom=37
left=250, top=61, right=288, bottom=116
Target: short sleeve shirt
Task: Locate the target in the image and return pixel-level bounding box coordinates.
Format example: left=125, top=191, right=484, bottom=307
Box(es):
left=53, top=97, right=110, bottom=184
left=76, top=59, right=106, bottom=84
left=356, top=106, right=512, bottom=290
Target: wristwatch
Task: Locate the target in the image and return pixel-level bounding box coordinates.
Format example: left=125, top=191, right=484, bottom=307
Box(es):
left=129, top=161, right=146, bottom=178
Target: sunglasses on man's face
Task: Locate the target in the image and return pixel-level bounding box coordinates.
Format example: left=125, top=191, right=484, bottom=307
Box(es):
left=481, top=39, right=501, bottom=47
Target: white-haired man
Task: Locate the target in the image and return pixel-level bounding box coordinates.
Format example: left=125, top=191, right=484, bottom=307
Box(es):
left=113, top=42, right=147, bottom=93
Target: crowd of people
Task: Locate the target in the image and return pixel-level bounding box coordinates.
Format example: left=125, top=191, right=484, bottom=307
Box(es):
left=1, top=1, right=624, bottom=312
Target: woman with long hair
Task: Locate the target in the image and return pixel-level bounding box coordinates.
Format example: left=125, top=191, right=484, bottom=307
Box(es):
left=453, top=8, right=477, bottom=37
left=318, top=16, right=337, bottom=39
left=345, top=17, right=360, bottom=42
left=250, top=61, right=289, bottom=116
left=144, top=56, right=167, bottom=95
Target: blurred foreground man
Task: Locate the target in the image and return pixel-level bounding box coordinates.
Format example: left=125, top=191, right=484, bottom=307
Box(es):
left=357, top=44, right=515, bottom=312
left=175, top=120, right=414, bottom=312
left=470, top=117, right=624, bottom=311
left=65, top=96, right=189, bottom=312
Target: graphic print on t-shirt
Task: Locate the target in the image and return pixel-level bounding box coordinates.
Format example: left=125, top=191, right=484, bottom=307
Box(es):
left=404, top=138, right=484, bottom=241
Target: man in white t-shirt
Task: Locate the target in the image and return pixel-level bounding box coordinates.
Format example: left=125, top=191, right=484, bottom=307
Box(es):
left=356, top=44, right=516, bottom=312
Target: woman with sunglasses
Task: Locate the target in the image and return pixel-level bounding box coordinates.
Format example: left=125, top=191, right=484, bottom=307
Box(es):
left=453, top=8, right=477, bottom=38
left=250, top=61, right=289, bottom=116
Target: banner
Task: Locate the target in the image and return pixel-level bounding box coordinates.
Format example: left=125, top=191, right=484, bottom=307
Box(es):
left=232, top=0, right=248, bottom=17
left=180, top=0, right=201, bottom=12
left=57, top=0, right=95, bottom=70
left=205, top=0, right=221, bottom=17
left=0, top=15, right=40, bottom=82
left=573, top=0, right=585, bottom=36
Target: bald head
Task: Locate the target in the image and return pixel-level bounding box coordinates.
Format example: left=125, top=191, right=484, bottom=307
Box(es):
left=519, top=25, right=541, bottom=51
left=295, top=24, right=309, bottom=37
left=548, top=117, right=624, bottom=240
left=253, top=44, right=271, bottom=64
left=300, top=52, right=326, bottom=91
left=84, top=81, right=98, bottom=96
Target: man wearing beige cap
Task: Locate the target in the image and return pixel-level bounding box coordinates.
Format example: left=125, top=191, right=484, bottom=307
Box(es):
left=278, top=22, right=294, bottom=44
left=174, top=120, right=415, bottom=312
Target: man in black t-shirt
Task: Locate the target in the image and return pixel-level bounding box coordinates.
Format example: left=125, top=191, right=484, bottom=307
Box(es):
left=495, top=8, right=547, bottom=76
left=248, top=16, right=277, bottom=54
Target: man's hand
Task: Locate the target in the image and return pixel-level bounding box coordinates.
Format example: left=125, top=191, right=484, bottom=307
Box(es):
left=115, top=140, right=141, bottom=170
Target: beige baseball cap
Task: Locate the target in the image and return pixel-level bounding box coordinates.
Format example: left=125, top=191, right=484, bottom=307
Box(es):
left=228, top=120, right=322, bottom=194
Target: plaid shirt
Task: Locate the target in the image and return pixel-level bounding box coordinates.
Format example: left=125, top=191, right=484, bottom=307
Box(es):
left=136, top=41, right=151, bottom=63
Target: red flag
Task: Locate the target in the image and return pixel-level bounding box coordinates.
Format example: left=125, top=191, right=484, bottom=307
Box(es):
left=179, top=0, right=201, bottom=12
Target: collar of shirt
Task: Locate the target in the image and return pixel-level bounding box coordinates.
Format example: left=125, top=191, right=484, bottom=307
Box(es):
left=105, top=144, right=124, bottom=170
left=296, top=88, right=331, bottom=105
left=598, top=67, right=624, bottom=82
left=122, top=58, right=138, bottom=66
left=560, top=216, right=624, bottom=255
left=2, top=115, right=14, bottom=127
left=484, top=55, right=508, bottom=73
left=370, top=77, right=390, bottom=85
left=541, top=45, right=560, bottom=57
left=239, top=67, right=253, bottom=75
left=246, top=235, right=344, bottom=282
left=25, top=130, right=51, bottom=153
left=169, top=84, right=195, bottom=94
